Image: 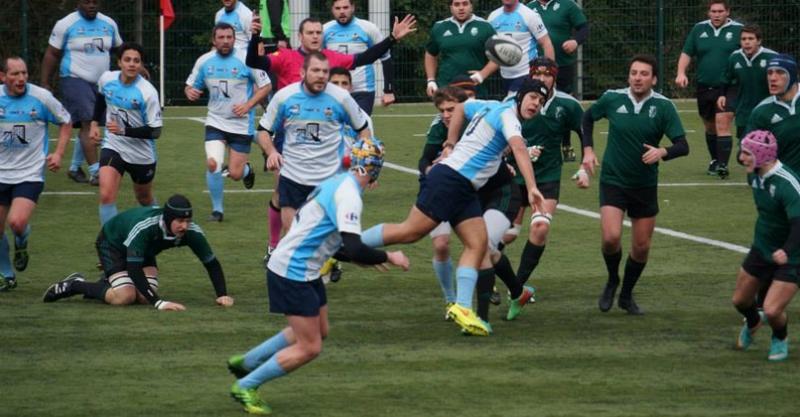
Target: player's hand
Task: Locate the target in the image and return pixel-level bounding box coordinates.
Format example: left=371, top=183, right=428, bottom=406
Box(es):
left=266, top=152, right=284, bottom=171
left=773, top=249, right=788, bottom=265
left=391, top=15, right=417, bottom=41
left=185, top=86, right=203, bottom=101
left=381, top=92, right=396, bottom=107
left=717, top=96, right=727, bottom=112
left=468, top=70, right=484, bottom=85
left=232, top=103, right=250, bottom=117
left=89, top=123, right=102, bottom=144
left=251, top=15, right=262, bottom=33
left=277, top=39, right=289, bottom=49
left=528, top=187, right=545, bottom=213
left=527, top=145, right=542, bottom=161
left=107, top=119, right=124, bottom=135
left=46, top=153, right=63, bottom=172
left=581, top=148, right=599, bottom=176
left=426, top=80, right=438, bottom=97
left=572, top=168, right=590, bottom=188
left=562, top=39, right=578, bottom=54
left=387, top=250, right=410, bottom=271
left=216, top=295, right=235, bottom=307
left=156, top=300, right=186, bottom=311
left=642, top=144, right=666, bottom=165
left=675, top=73, right=688, bottom=88
left=435, top=145, right=453, bottom=163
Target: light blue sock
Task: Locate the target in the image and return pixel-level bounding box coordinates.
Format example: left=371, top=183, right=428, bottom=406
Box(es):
left=243, top=331, right=290, bottom=370
left=433, top=258, right=455, bottom=303
left=361, top=224, right=384, bottom=248
left=0, top=233, right=13, bottom=279
left=241, top=163, right=251, bottom=180
left=14, top=224, right=30, bottom=247
left=207, top=171, right=224, bottom=213
left=238, top=353, right=287, bottom=389
left=88, top=162, right=100, bottom=177
left=69, top=139, right=84, bottom=171
left=99, top=203, right=118, bottom=225
left=455, top=266, right=478, bottom=309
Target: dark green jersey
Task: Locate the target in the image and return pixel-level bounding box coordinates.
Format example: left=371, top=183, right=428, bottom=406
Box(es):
left=722, top=47, right=778, bottom=128
left=682, top=19, right=742, bottom=87
left=515, top=90, right=584, bottom=184
left=426, top=16, right=496, bottom=88
left=589, top=88, right=685, bottom=188
left=528, top=0, right=587, bottom=66
left=425, top=115, right=447, bottom=146
left=101, top=206, right=215, bottom=263
left=748, top=163, right=800, bottom=264
left=747, top=91, right=800, bottom=172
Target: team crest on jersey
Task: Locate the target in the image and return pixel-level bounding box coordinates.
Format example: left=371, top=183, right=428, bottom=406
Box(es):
left=470, top=27, right=478, bottom=36
left=206, top=66, right=215, bottom=75
left=726, top=32, right=733, bottom=41
left=29, top=107, right=38, bottom=119
left=751, top=178, right=760, bottom=189
left=324, top=107, right=333, bottom=119
left=0, top=107, right=5, bottom=118
left=648, top=106, right=657, bottom=118
left=760, top=60, right=767, bottom=67
left=131, top=98, right=140, bottom=107
left=289, top=104, right=300, bottom=116
left=554, top=106, right=564, bottom=120
left=351, top=33, right=360, bottom=40
left=553, top=2, right=561, bottom=10
left=77, top=27, right=86, bottom=35
left=514, top=21, right=522, bottom=31
left=231, top=67, right=239, bottom=75
left=769, top=184, right=776, bottom=197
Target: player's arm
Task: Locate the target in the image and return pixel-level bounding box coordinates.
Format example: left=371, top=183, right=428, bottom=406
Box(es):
left=675, top=53, right=692, bottom=88
left=536, top=34, right=556, bottom=61
left=246, top=33, right=273, bottom=71
left=425, top=52, right=439, bottom=96
left=470, top=60, right=499, bottom=86
left=351, top=15, right=417, bottom=68
left=643, top=102, right=689, bottom=164
left=508, top=135, right=544, bottom=212
left=114, top=91, right=163, bottom=140
left=418, top=143, right=441, bottom=175
left=233, top=78, right=272, bottom=117
left=40, top=46, right=62, bottom=91
left=441, top=103, right=466, bottom=155
left=186, top=232, right=233, bottom=307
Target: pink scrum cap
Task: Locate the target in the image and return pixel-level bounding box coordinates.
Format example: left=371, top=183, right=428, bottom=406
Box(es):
left=741, top=130, right=778, bottom=168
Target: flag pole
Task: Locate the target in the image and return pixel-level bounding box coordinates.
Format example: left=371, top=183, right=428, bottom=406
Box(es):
left=159, top=14, right=165, bottom=108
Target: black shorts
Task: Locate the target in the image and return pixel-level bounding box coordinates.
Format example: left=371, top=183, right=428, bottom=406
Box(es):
left=599, top=183, right=659, bottom=219
left=742, top=248, right=800, bottom=284
left=351, top=91, right=376, bottom=116
left=415, top=164, right=482, bottom=226
left=0, top=181, right=44, bottom=205
left=95, top=231, right=157, bottom=277
left=518, top=181, right=560, bottom=202
left=479, top=182, right=522, bottom=222
left=278, top=176, right=317, bottom=209
left=99, top=148, right=157, bottom=185
left=696, top=84, right=732, bottom=121
left=267, top=269, right=327, bottom=317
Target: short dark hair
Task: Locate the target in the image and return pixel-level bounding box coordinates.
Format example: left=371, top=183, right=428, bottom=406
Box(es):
left=433, top=86, right=469, bottom=107
left=299, top=17, right=322, bottom=33
left=303, top=51, right=328, bottom=70
left=449, top=0, right=471, bottom=5
left=0, top=56, right=24, bottom=73
left=741, top=24, right=762, bottom=41
left=629, top=54, right=658, bottom=77
left=708, top=0, right=729, bottom=10
left=117, top=42, right=145, bottom=61
left=331, top=0, right=354, bottom=5
left=329, top=67, right=352, bottom=82
left=212, top=22, right=236, bottom=38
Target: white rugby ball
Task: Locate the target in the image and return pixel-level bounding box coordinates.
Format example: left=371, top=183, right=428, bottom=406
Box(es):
left=485, top=35, right=523, bottom=67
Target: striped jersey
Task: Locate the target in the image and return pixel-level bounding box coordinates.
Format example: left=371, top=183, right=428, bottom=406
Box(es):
left=98, top=71, right=162, bottom=165
left=48, top=11, right=122, bottom=83
left=443, top=99, right=522, bottom=189
left=488, top=3, right=549, bottom=79
left=259, top=82, right=368, bottom=186
left=268, top=172, right=364, bottom=281
left=215, top=2, right=253, bottom=50
left=323, top=17, right=389, bottom=93
left=0, top=84, right=71, bottom=183
left=186, top=48, right=270, bottom=136
left=748, top=162, right=800, bottom=264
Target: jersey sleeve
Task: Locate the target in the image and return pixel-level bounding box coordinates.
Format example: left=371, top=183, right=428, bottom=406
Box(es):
left=745, top=107, right=767, bottom=134
left=186, top=56, right=206, bottom=90
left=43, top=91, right=71, bottom=125
left=251, top=67, right=271, bottom=88
left=186, top=226, right=217, bottom=264
left=682, top=25, right=698, bottom=56
left=333, top=184, right=363, bottom=235
left=143, top=87, right=163, bottom=128
left=241, top=7, right=253, bottom=40
left=500, top=108, right=523, bottom=141
left=425, top=116, right=447, bottom=145
left=365, top=22, right=389, bottom=60
left=662, top=101, right=686, bottom=141
left=568, top=1, right=588, bottom=27
left=721, top=54, right=737, bottom=86
left=527, top=9, right=549, bottom=40
left=342, top=94, right=369, bottom=131
left=589, top=92, right=610, bottom=121
left=260, top=96, right=282, bottom=133
left=425, top=24, right=440, bottom=55
left=111, top=19, right=123, bottom=47
left=48, top=19, right=68, bottom=50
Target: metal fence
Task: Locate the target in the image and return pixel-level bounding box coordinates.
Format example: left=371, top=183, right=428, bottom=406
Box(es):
left=3, top=0, right=800, bottom=104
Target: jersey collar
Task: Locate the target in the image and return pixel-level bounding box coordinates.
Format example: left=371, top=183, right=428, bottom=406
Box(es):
left=541, top=88, right=559, bottom=114
left=737, top=46, right=766, bottom=65
left=625, top=87, right=654, bottom=114
left=770, top=86, right=800, bottom=115
left=762, top=161, right=783, bottom=180
left=538, top=0, right=556, bottom=9
left=703, top=18, right=736, bottom=37
left=448, top=15, right=477, bottom=32
left=1, top=84, right=29, bottom=98
left=159, top=216, right=178, bottom=241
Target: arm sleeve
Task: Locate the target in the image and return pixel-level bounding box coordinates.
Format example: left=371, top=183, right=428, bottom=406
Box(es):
left=124, top=126, right=162, bottom=139
left=246, top=34, right=272, bottom=71
left=336, top=232, right=388, bottom=264
left=382, top=56, right=396, bottom=92
left=527, top=10, right=549, bottom=40
left=663, top=136, right=689, bottom=161
left=202, top=257, right=227, bottom=297
left=499, top=109, right=523, bottom=143
left=111, top=20, right=123, bottom=47
left=186, top=56, right=206, bottom=90
left=664, top=102, right=687, bottom=140
left=418, top=143, right=441, bottom=175
left=573, top=22, right=589, bottom=45
left=143, top=89, right=163, bottom=128
left=781, top=187, right=800, bottom=254
left=251, top=67, right=271, bottom=88
left=352, top=36, right=394, bottom=68
left=581, top=110, right=595, bottom=148
left=44, top=91, right=71, bottom=125
left=259, top=95, right=281, bottom=133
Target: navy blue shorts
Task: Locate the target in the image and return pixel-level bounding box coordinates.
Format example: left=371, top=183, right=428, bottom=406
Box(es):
left=267, top=269, right=327, bottom=317
left=279, top=176, right=316, bottom=209
left=502, top=75, right=529, bottom=95
left=351, top=91, right=376, bottom=115
left=0, top=182, right=44, bottom=205
left=205, top=126, right=253, bottom=154
left=415, top=164, right=482, bottom=226
left=60, top=77, right=97, bottom=125
left=99, top=148, right=157, bottom=185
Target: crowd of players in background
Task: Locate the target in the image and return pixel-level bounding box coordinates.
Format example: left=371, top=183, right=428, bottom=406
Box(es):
left=1, top=0, right=800, bottom=414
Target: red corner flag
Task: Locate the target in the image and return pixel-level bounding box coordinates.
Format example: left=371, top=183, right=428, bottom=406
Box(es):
left=160, top=0, right=175, bottom=30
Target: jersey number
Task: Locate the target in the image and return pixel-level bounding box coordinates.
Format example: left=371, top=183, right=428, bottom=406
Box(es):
left=464, top=108, right=489, bottom=137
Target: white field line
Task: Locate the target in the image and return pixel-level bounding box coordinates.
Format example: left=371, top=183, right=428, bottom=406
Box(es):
left=43, top=189, right=274, bottom=196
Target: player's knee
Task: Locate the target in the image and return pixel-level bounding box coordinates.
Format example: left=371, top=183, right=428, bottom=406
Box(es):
left=763, top=304, right=783, bottom=323
left=530, top=222, right=550, bottom=241
left=207, top=158, right=217, bottom=173
left=601, top=238, right=621, bottom=254
left=99, top=188, right=116, bottom=204
left=631, top=241, right=651, bottom=261
left=299, top=342, right=322, bottom=362
left=135, top=192, right=153, bottom=206
left=731, top=292, right=749, bottom=309
left=106, top=286, right=137, bottom=305
left=432, top=238, right=450, bottom=258
left=7, top=217, right=28, bottom=235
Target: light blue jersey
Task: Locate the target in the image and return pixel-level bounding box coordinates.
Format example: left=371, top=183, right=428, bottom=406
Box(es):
left=443, top=99, right=522, bottom=189
left=267, top=172, right=364, bottom=281
left=48, top=11, right=122, bottom=83
left=98, top=71, right=162, bottom=165
left=0, top=84, right=71, bottom=184
left=488, top=3, right=548, bottom=79
left=186, top=48, right=270, bottom=135
left=323, top=17, right=388, bottom=93
left=259, top=82, right=369, bottom=186
left=215, top=2, right=254, bottom=50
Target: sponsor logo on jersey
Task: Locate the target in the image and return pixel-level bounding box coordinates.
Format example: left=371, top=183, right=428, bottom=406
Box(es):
left=553, top=2, right=560, bottom=11
left=351, top=33, right=360, bottom=41
left=514, top=21, right=522, bottom=31
left=289, top=104, right=300, bottom=116
left=0, top=107, right=5, bottom=118
left=470, top=27, right=478, bottom=36
left=751, top=177, right=760, bottom=189
left=77, top=27, right=86, bottom=35
left=443, top=30, right=452, bottom=37
left=648, top=106, right=657, bottom=118
left=231, top=67, right=239, bottom=75
left=699, top=32, right=709, bottom=38
left=771, top=114, right=784, bottom=124
left=206, top=66, right=215, bottom=75
left=616, top=105, right=628, bottom=114
left=734, top=62, right=743, bottom=70
left=29, top=107, right=38, bottom=120
left=345, top=212, right=359, bottom=222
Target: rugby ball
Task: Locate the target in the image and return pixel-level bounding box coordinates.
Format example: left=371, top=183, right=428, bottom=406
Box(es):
left=485, top=35, right=523, bottom=67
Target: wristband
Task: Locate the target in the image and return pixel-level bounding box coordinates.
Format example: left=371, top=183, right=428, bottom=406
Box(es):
left=470, top=72, right=484, bottom=84
left=427, top=80, right=438, bottom=92
left=571, top=168, right=587, bottom=180
left=154, top=299, right=165, bottom=310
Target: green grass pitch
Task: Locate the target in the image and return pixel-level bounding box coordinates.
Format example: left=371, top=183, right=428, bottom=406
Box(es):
left=2, top=101, right=797, bottom=417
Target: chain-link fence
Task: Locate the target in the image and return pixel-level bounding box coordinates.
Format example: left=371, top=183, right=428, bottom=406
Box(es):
left=3, top=0, right=800, bottom=104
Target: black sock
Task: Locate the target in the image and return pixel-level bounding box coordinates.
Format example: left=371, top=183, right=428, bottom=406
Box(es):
left=516, top=241, right=545, bottom=285
left=705, top=133, right=718, bottom=162
left=736, top=304, right=762, bottom=329
left=756, top=279, right=772, bottom=309
left=494, top=254, right=522, bottom=299
left=476, top=268, right=495, bottom=322
left=717, top=135, right=732, bottom=166
left=620, top=256, right=646, bottom=299
left=773, top=323, right=788, bottom=341
left=602, top=250, right=622, bottom=286
left=72, top=280, right=110, bottom=301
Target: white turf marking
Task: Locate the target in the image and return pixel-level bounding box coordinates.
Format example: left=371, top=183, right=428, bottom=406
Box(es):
left=383, top=162, right=419, bottom=175
left=44, top=189, right=273, bottom=196
left=42, top=191, right=95, bottom=196
left=202, top=189, right=274, bottom=194
left=660, top=182, right=746, bottom=187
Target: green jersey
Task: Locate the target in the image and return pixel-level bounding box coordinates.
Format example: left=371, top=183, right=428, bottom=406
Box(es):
left=515, top=90, right=584, bottom=184
left=528, top=0, right=587, bottom=66
left=426, top=16, right=496, bottom=88
left=102, top=206, right=215, bottom=263
left=425, top=115, right=447, bottom=146
left=747, top=90, right=800, bottom=172
left=589, top=88, right=685, bottom=188
left=722, top=47, right=778, bottom=128
left=682, top=19, right=742, bottom=87
left=748, top=163, right=800, bottom=264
